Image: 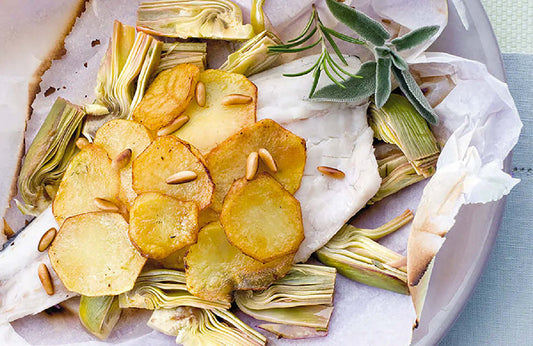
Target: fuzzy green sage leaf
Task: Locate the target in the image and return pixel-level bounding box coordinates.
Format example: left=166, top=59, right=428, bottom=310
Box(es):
left=392, top=66, right=439, bottom=124
left=391, top=25, right=440, bottom=51
left=325, top=0, right=390, bottom=46
left=375, top=57, right=392, bottom=108
left=389, top=49, right=409, bottom=70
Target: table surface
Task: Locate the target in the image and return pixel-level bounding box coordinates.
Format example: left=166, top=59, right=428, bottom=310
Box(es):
left=440, top=1, right=533, bottom=345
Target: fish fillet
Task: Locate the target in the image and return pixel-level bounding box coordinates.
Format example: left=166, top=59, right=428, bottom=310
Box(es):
left=251, top=55, right=381, bottom=262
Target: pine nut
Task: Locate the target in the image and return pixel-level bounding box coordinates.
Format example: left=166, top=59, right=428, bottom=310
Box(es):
left=166, top=171, right=198, bottom=184
left=3, top=219, right=14, bottom=238
left=221, top=94, right=252, bottom=106
left=38, top=263, right=55, bottom=295
left=112, top=148, right=132, bottom=171
left=196, top=81, right=206, bottom=107
left=38, top=228, right=57, bottom=252
left=246, top=152, right=259, bottom=180
left=317, top=166, right=345, bottom=179
left=94, top=197, right=120, bottom=212
left=157, top=115, right=190, bottom=136
left=258, top=148, right=277, bottom=173
left=75, top=137, right=90, bottom=150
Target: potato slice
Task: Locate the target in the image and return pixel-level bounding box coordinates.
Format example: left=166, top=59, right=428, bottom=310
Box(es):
left=198, top=207, right=219, bottom=228
left=185, top=222, right=293, bottom=303
left=221, top=173, right=304, bottom=263
left=129, top=192, right=199, bottom=260
left=52, top=145, right=120, bottom=225
left=206, top=119, right=306, bottom=211
left=49, top=212, right=146, bottom=296
left=94, top=119, right=153, bottom=207
left=132, top=136, right=214, bottom=209
left=158, top=246, right=189, bottom=270
left=173, top=69, right=257, bottom=154
left=132, top=64, right=200, bottom=131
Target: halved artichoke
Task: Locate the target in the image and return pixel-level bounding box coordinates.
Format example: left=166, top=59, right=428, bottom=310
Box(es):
left=137, top=0, right=254, bottom=40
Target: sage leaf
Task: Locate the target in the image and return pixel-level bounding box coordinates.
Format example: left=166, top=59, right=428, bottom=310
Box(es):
left=325, top=0, right=390, bottom=46
left=311, top=61, right=377, bottom=102
left=375, top=57, right=392, bottom=108
left=374, top=46, right=390, bottom=58
left=392, top=66, right=438, bottom=124
left=389, top=50, right=409, bottom=70
left=391, top=25, right=440, bottom=51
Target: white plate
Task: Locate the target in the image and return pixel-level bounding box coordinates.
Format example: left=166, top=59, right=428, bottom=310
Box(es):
left=413, top=1, right=508, bottom=344
left=0, top=0, right=508, bottom=344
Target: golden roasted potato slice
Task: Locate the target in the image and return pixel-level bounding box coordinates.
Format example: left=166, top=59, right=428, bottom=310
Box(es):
left=133, top=64, right=200, bottom=131
left=158, top=246, right=189, bottom=270
left=173, top=69, right=257, bottom=154
left=129, top=192, right=199, bottom=260
left=206, top=119, right=306, bottom=211
left=221, top=174, right=304, bottom=263
left=94, top=119, right=153, bottom=207
left=49, top=212, right=146, bottom=296
left=198, top=207, right=219, bottom=228
left=132, top=136, right=214, bottom=210
left=52, top=145, right=120, bottom=225
left=185, top=222, right=293, bottom=303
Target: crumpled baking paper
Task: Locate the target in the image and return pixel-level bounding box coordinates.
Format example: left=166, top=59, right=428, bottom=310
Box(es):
left=0, top=0, right=521, bottom=345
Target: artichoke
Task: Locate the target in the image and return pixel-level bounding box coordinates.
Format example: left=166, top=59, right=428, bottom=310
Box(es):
left=316, top=210, right=413, bottom=295
left=17, top=98, right=85, bottom=215
left=137, top=0, right=254, bottom=40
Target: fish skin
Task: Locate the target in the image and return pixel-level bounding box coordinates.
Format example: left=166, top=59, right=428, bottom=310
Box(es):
left=0, top=207, right=75, bottom=323
left=251, top=55, right=381, bottom=262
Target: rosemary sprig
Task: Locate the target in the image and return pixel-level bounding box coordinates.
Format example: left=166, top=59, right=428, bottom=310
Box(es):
left=310, top=0, right=441, bottom=125
left=268, top=5, right=364, bottom=97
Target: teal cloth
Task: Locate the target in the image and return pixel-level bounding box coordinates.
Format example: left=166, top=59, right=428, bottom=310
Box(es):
left=440, top=54, right=533, bottom=345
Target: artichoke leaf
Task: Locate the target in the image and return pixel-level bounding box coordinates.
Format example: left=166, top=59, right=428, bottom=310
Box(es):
left=148, top=307, right=266, bottom=346
left=118, top=269, right=230, bottom=311
left=234, top=264, right=336, bottom=330
left=17, top=97, right=85, bottom=215
left=79, top=295, right=121, bottom=340
left=137, top=0, right=254, bottom=40
left=220, top=30, right=283, bottom=76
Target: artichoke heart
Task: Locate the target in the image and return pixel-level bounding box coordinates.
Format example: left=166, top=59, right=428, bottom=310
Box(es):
left=137, top=0, right=254, bottom=40
left=17, top=97, right=86, bottom=215
left=87, top=21, right=161, bottom=137
left=369, top=143, right=426, bottom=205
left=369, top=93, right=440, bottom=178
left=79, top=295, right=122, bottom=340
left=118, top=269, right=230, bottom=311
left=148, top=307, right=267, bottom=346
left=155, top=42, right=207, bottom=75
left=234, top=264, right=336, bottom=330
left=316, top=210, right=414, bottom=295
left=220, top=30, right=283, bottom=76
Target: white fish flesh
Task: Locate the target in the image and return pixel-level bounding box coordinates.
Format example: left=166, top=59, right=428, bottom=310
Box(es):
left=251, top=55, right=381, bottom=262
left=0, top=207, right=75, bottom=323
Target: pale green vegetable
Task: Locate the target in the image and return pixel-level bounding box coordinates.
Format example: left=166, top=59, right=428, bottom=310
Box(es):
left=137, top=0, right=254, bottom=40
left=251, top=0, right=266, bottom=34
left=148, top=307, right=266, bottom=346
left=220, top=31, right=283, bottom=76
left=86, top=22, right=161, bottom=136
left=370, top=154, right=425, bottom=205
left=234, top=264, right=336, bottom=330
left=316, top=210, right=413, bottom=295
left=79, top=295, right=122, bottom=340
left=17, top=98, right=86, bottom=215
left=368, top=94, right=440, bottom=178
left=155, top=42, right=207, bottom=75
left=118, top=269, right=230, bottom=310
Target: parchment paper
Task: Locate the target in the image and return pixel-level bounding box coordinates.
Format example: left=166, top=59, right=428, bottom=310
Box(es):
left=0, top=0, right=521, bottom=345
